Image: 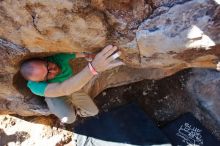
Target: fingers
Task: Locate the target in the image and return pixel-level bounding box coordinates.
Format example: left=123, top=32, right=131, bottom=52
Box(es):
left=92, top=44, right=125, bottom=72
left=104, top=46, right=117, bottom=58
left=106, top=51, right=121, bottom=62
left=100, top=45, right=113, bottom=56
left=108, top=60, right=125, bottom=69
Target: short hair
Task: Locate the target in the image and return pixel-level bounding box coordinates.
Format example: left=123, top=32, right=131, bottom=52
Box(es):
left=20, top=58, right=45, bottom=80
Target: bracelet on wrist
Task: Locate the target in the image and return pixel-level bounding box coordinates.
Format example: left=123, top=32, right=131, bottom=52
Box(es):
left=88, top=62, right=99, bottom=75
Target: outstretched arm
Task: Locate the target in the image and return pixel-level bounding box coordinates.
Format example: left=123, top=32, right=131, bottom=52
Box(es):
left=44, top=45, right=124, bottom=97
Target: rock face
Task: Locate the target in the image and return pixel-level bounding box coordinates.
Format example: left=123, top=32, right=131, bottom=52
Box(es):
left=187, top=69, right=220, bottom=125
left=0, top=0, right=220, bottom=116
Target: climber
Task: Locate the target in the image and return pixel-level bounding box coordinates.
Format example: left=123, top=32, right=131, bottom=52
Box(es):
left=20, top=45, right=124, bottom=124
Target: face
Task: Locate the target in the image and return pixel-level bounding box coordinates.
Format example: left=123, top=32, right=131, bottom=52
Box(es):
left=28, top=61, right=61, bottom=82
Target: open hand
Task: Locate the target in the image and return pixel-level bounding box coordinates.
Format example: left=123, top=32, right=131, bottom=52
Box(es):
left=91, top=45, right=125, bottom=72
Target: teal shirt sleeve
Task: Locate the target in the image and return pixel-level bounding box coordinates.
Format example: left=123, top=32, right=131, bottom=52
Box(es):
left=27, top=81, right=48, bottom=96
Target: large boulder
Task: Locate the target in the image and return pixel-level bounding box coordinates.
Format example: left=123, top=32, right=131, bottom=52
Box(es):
left=0, top=0, right=220, bottom=116
left=187, top=69, right=220, bottom=124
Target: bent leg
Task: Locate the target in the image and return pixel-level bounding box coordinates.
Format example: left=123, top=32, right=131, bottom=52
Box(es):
left=45, top=97, right=76, bottom=124
left=69, top=91, right=99, bottom=117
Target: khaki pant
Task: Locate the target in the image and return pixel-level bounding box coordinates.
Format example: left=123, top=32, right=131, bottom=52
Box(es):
left=45, top=91, right=99, bottom=124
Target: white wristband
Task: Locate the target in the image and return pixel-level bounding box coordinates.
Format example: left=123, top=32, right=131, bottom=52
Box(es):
left=112, top=53, right=120, bottom=59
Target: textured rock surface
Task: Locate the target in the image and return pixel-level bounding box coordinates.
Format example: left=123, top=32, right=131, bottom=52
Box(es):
left=187, top=69, right=220, bottom=125
left=138, top=0, right=220, bottom=70
left=0, top=115, right=73, bottom=145
left=0, top=0, right=220, bottom=116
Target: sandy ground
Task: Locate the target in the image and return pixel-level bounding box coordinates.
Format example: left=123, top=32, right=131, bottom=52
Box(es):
left=0, top=115, right=73, bottom=146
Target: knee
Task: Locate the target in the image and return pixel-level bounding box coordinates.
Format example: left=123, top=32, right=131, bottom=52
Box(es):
left=78, top=107, right=99, bottom=117
left=90, top=107, right=99, bottom=116
left=61, top=115, right=76, bottom=124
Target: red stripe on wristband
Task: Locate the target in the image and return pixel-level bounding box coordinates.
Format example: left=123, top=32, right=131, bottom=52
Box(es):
left=88, top=62, right=98, bottom=75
